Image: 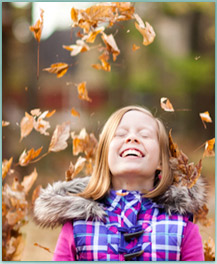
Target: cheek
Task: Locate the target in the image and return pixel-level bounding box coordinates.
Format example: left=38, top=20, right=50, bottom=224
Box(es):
left=108, top=140, right=119, bottom=170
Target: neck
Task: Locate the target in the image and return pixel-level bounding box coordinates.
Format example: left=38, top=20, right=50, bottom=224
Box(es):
left=111, top=175, right=154, bottom=193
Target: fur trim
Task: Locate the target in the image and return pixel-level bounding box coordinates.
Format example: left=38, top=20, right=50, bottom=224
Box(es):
left=33, top=176, right=207, bottom=228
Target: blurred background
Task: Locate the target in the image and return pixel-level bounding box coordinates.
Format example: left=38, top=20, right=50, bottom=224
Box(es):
left=2, top=2, right=215, bottom=261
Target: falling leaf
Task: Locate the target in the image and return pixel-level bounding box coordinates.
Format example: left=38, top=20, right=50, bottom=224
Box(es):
left=101, top=32, right=120, bottom=61
left=34, top=243, right=53, bottom=254
left=134, top=13, right=156, bottom=46
left=33, top=111, right=51, bottom=136
left=160, top=97, right=175, bottom=112
left=203, top=138, right=215, bottom=158
left=132, top=44, right=140, bottom=51
left=204, top=237, right=215, bottom=261
left=65, top=157, right=86, bottom=181
left=85, top=27, right=104, bottom=43
left=71, top=108, right=80, bottom=117
left=2, top=121, right=10, bottom=127
left=18, top=147, right=43, bottom=167
left=20, top=112, right=34, bottom=141
left=21, top=168, right=38, bottom=194
left=48, top=121, right=70, bottom=152
left=194, top=204, right=213, bottom=227
left=11, top=236, right=25, bottom=261
left=199, top=111, right=212, bottom=129
left=2, top=157, right=13, bottom=179
left=77, top=82, right=92, bottom=102
left=43, top=63, right=69, bottom=78
left=195, top=56, right=201, bottom=61
left=32, top=185, right=42, bottom=205
left=63, top=40, right=89, bottom=56
left=30, top=108, right=41, bottom=117
left=46, top=109, right=56, bottom=118
left=71, top=7, right=78, bottom=23
left=29, top=8, right=44, bottom=42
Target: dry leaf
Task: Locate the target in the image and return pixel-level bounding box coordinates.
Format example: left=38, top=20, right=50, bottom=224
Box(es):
left=34, top=243, right=53, bottom=254
left=85, top=27, right=104, bottom=43
left=63, top=40, right=89, bottom=56
left=30, top=108, right=41, bottom=117
left=49, top=121, right=70, bottom=152
left=160, top=97, right=175, bottom=112
left=11, top=236, right=25, bottom=261
left=71, top=108, right=80, bottom=117
left=134, top=13, right=156, bottom=46
left=18, top=147, right=43, bottom=167
left=46, top=109, right=56, bottom=118
left=2, top=121, right=10, bottom=127
left=203, top=138, right=215, bottom=158
left=43, top=63, right=69, bottom=78
left=33, top=114, right=50, bottom=136
left=65, top=157, right=86, bottom=181
left=199, top=111, right=212, bottom=129
left=2, top=157, right=13, bottom=179
left=204, top=237, right=215, bottom=261
left=20, top=112, right=34, bottom=141
left=101, top=32, right=120, bottom=61
left=29, top=8, right=44, bottom=42
left=77, top=82, right=92, bottom=102
left=32, top=185, right=42, bottom=205
left=132, top=44, right=140, bottom=51
left=65, top=162, right=75, bottom=181
left=21, top=168, right=38, bottom=194
left=71, top=7, right=78, bottom=23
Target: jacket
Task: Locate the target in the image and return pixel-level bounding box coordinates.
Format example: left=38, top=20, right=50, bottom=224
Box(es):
left=33, top=176, right=206, bottom=261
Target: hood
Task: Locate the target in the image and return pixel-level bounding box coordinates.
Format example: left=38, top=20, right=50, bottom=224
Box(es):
left=33, top=176, right=207, bottom=228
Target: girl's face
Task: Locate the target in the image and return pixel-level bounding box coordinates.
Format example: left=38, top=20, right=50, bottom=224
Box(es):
left=108, top=110, right=161, bottom=183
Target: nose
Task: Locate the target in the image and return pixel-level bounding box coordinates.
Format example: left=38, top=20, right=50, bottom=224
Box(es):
left=125, top=134, right=140, bottom=144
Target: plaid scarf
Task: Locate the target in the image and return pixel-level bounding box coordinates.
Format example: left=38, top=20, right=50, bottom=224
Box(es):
left=73, top=189, right=188, bottom=261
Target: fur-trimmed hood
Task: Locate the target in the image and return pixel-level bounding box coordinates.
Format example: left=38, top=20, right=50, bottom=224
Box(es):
left=33, top=176, right=207, bottom=228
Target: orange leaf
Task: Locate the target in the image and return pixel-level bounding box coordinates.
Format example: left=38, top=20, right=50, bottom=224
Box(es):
left=29, top=8, right=44, bottom=42
left=34, top=243, right=53, bottom=254
left=19, top=147, right=43, bottom=166
left=134, top=14, right=156, bottom=46
left=43, top=63, right=69, bottom=78
left=2, top=120, right=10, bottom=127
left=46, top=109, right=56, bottom=118
left=48, top=121, right=70, bottom=152
left=199, top=111, right=212, bottom=129
left=77, top=82, right=92, bottom=102
left=71, top=7, right=78, bottom=22
left=132, top=44, right=140, bottom=51
left=71, top=108, right=80, bottom=117
left=21, top=168, right=38, bottom=194
left=85, top=27, right=104, bottom=43
left=65, top=162, right=75, bottom=181
left=63, top=40, right=89, bottom=56
left=204, top=237, right=215, bottom=261
left=65, top=157, right=86, bottom=181
left=32, top=185, right=42, bottom=205
left=203, top=138, right=215, bottom=158
left=20, top=112, right=34, bottom=141
left=30, top=108, right=41, bottom=117
left=160, top=97, right=175, bottom=112
left=2, top=157, right=13, bottom=179
left=101, top=32, right=120, bottom=61
left=33, top=111, right=51, bottom=136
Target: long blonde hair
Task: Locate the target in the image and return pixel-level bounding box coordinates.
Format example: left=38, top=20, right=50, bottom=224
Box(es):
left=79, top=106, right=173, bottom=200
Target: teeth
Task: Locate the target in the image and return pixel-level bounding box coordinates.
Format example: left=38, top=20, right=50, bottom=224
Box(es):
left=121, top=149, right=142, bottom=158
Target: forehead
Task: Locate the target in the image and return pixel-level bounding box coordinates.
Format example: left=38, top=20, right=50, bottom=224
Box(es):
left=118, top=110, right=158, bottom=130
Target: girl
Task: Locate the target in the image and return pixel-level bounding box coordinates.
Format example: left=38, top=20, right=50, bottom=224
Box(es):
left=34, top=105, right=206, bottom=261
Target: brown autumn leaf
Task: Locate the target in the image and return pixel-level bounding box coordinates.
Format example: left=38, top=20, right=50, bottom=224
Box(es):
left=85, top=27, right=104, bottom=43
left=71, top=108, right=80, bottom=117
left=92, top=57, right=111, bottom=72
left=65, top=157, right=86, bottom=181
left=34, top=243, right=53, bottom=254
left=204, top=237, right=215, bottom=261
left=169, top=130, right=202, bottom=188
left=29, top=8, right=44, bottom=42
left=21, top=168, right=38, bottom=194
left=65, top=162, right=75, bottom=181
left=160, top=97, right=175, bottom=112
left=48, top=121, right=70, bottom=152
left=11, top=236, right=25, bottom=261
left=6, top=210, right=25, bottom=226
left=32, top=185, right=42, bottom=205
left=33, top=110, right=51, bottom=136
left=71, top=7, right=78, bottom=23
left=30, top=108, right=41, bottom=117
left=18, top=147, right=43, bottom=167
left=194, top=204, right=213, bottom=227
left=63, top=40, right=89, bottom=56
left=43, top=63, right=69, bottom=78
left=199, top=111, right=212, bottom=129
left=20, top=112, right=34, bottom=142
left=77, top=82, right=92, bottom=102
left=101, top=32, right=120, bottom=61
left=203, top=138, right=215, bottom=158
left=2, top=157, right=13, bottom=180
left=2, top=120, right=10, bottom=127
left=46, top=109, right=56, bottom=118
left=134, top=13, right=156, bottom=46
left=132, top=44, right=140, bottom=51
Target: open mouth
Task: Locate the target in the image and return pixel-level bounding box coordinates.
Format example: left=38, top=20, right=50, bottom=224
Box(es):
left=120, top=148, right=144, bottom=158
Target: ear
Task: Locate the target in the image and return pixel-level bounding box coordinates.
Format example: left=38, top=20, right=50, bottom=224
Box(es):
left=156, top=162, right=162, bottom=171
